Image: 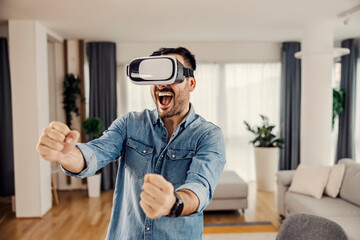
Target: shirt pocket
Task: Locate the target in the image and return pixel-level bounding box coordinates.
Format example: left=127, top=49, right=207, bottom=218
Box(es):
left=124, top=138, right=153, bottom=179
left=165, top=149, right=195, bottom=185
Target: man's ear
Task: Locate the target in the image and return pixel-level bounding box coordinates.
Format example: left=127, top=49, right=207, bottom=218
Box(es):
left=188, top=77, right=196, bottom=92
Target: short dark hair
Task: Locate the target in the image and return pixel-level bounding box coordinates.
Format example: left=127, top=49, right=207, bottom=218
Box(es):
left=156, top=47, right=196, bottom=71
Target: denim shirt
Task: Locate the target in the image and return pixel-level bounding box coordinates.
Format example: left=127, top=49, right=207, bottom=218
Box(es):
left=63, top=105, right=226, bottom=240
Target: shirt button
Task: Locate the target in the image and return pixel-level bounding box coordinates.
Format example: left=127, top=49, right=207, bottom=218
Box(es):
left=161, top=155, right=164, bottom=158
left=163, top=134, right=166, bottom=137
left=143, top=150, right=147, bottom=154
left=172, top=155, right=175, bottom=158
left=146, top=227, right=150, bottom=231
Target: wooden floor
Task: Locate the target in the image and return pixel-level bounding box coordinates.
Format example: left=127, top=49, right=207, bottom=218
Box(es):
left=204, top=182, right=282, bottom=229
left=0, top=182, right=281, bottom=239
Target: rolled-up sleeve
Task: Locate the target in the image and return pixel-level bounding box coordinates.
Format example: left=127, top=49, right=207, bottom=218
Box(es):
left=62, top=114, right=127, bottom=178
left=62, top=144, right=98, bottom=178
left=176, top=126, right=226, bottom=212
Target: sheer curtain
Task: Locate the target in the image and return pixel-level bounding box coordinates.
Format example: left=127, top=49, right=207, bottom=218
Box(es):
left=125, top=77, right=155, bottom=112
left=222, top=63, right=281, bottom=181
left=191, top=64, right=220, bottom=125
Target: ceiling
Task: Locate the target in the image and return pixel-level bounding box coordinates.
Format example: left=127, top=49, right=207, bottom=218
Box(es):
left=0, top=0, right=360, bottom=42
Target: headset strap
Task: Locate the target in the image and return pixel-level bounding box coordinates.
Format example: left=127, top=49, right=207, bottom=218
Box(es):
left=183, top=68, right=194, bottom=77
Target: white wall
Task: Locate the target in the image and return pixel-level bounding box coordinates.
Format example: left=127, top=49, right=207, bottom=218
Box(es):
left=9, top=20, right=52, bottom=217
left=36, top=21, right=53, bottom=215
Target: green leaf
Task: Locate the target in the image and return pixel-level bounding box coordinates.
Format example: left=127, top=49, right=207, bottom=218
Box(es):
left=82, top=117, right=104, bottom=138
left=244, top=115, right=284, bottom=148
left=63, top=74, right=86, bottom=128
left=332, top=88, right=345, bottom=130
left=244, top=121, right=257, bottom=134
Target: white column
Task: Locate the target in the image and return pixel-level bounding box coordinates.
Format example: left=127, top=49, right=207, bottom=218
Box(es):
left=299, top=22, right=334, bottom=166
left=9, top=20, right=52, bottom=217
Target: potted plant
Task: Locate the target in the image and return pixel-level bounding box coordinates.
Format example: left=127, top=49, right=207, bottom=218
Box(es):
left=62, top=74, right=85, bottom=185
left=332, top=88, right=344, bottom=130
left=244, top=115, right=284, bottom=192
left=82, top=117, right=104, bottom=139
left=82, top=117, right=104, bottom=198
left=63, top=74, right=85, bottom=128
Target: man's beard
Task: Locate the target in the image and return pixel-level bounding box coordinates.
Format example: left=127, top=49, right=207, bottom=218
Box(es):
left=153, top=81, right=189, bottom=119
left=154, top=87, right=183, bottom=119
left=157, top=100, right=181, bottom=119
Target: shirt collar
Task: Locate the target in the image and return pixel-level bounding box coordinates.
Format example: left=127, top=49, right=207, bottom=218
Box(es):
left=183, top=103, right=196, bottom=128
left=151, top=103, right=196, bottom=129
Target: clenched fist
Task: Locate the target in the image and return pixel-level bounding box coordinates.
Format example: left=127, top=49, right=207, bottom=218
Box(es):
left=36, top=121, right=80, bottom=164
left=140, top=174, right=176, bottom=219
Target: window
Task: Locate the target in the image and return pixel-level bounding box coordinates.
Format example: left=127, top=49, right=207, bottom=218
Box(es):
left=330, top=62, right=341, bottom=164
left=332, top=60, right=360, bottom=164
left=190, top=64, right=220, bottom=125
left=222, top=63, right=281, bottom=181
left=191, top=63, right=281, bottom=181
left=125, top=76, right=154, bottom=112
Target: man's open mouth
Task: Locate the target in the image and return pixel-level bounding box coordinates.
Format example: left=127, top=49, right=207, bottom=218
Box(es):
left=157, top=92, right=174, bottom=108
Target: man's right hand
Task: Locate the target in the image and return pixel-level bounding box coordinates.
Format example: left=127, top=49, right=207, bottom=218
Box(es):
left=37, top=121, right=80, bottom=163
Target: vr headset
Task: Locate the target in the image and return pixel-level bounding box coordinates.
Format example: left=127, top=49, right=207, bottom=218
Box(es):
left=126, top=48, right=194, bottom=85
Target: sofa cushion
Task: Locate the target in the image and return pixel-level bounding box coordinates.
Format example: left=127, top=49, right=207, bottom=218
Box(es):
left=212, top=171, right=248, bottom=199
left=324, top=163, right=345, bottom=198
left=339, top=159, right=360, bottom=207
left=288, top=164, right=330, bottom=199
left=285, top=191, right=360, bottom=217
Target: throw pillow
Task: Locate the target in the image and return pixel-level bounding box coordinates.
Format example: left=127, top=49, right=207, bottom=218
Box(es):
left=289, top=164, right=331, bottom=199
left=324, top=164, right=345, bottom=198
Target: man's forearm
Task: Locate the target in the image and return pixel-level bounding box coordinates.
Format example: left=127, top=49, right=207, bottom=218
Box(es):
left=177, top=189, right=199, bottom=216
left=58, top=147, right=85, bottom=174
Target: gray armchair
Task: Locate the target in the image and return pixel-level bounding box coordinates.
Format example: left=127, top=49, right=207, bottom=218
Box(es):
left=276, top=214, right=348, bottom=240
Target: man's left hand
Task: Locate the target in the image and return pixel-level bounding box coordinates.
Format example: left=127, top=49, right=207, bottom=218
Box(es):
left=140, top=174, right=176, bottom=219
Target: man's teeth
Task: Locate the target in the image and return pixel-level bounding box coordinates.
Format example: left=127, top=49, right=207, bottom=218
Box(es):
left=158, top=92, right=172, bottom=97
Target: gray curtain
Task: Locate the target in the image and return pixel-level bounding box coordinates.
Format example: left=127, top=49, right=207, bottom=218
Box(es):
left=336, top=39, right=359, bottom=162
left=0, top=38, right=15, bottom=196
left=87, top=42, right=118, bottom=191
left=279, top=42, right=301, bottom=170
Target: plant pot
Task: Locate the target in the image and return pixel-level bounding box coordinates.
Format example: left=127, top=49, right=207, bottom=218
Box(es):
left=254, top=147, right=279, bottom=192
left=87, top=173, right=101, bottom=198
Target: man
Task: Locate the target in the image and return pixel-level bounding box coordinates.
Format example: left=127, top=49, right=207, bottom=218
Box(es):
left=37, top=47, right=226, bottom=239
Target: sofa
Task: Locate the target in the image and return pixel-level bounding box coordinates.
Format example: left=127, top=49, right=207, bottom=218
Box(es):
left=205, top=170, right=248, bottom=211
left=276, top=159, right=360, bottom=240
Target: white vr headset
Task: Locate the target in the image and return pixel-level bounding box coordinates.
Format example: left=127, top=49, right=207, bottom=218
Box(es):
left=126, top=49, right=194, bottom=85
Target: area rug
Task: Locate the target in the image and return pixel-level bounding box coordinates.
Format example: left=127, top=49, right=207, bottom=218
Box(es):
left=203, top=232, right=277, bottom=240
left=203, top=221, right=277, bottom=234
